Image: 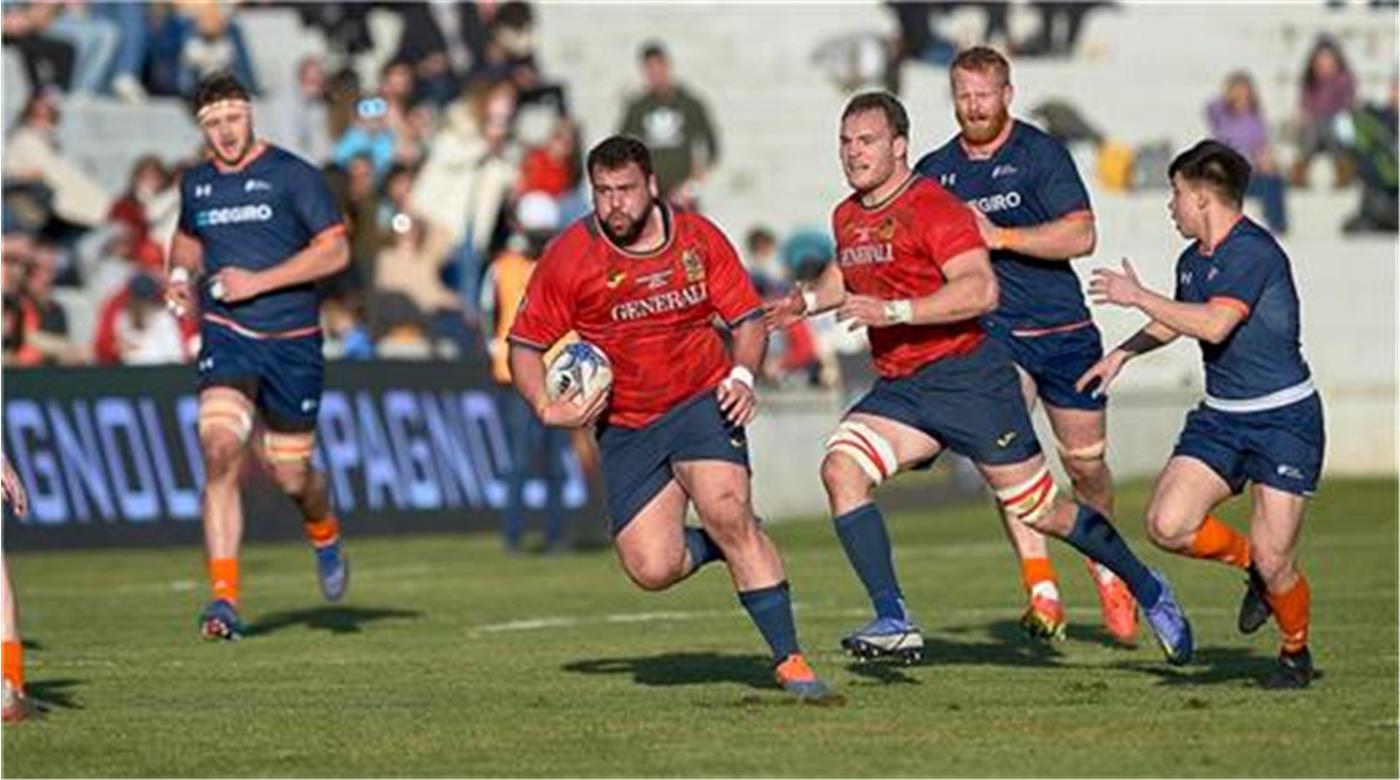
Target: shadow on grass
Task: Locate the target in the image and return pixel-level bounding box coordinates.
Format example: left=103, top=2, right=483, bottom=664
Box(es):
left=244, top=606, right=422, bottom=637
left=562, top=652, right=775, bottom=690
left=26, top=678, right=84, bottom=712
left=1110, top=644, right=1313, bottom=688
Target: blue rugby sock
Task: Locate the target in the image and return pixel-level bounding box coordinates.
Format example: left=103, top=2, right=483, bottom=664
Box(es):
left=683, top=526, right=725, bottom=575
left=834, top=503, right=907, bottom=621
left=1063, top=504, right=1163, bottom=606
left=738, top=581, right=800, bottom=662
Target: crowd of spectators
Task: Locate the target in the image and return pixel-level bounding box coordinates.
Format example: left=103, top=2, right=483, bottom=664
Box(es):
left=2, top=3, right=1396, bottom=376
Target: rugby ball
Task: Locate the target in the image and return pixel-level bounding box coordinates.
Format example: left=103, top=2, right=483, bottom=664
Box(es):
left=545, top=342, right=613, bottom=403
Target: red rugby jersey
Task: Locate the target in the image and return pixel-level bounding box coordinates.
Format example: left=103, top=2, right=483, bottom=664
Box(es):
left=509, top=207, right=762, bottom=428
left=832, top=175, right=987, bottom=378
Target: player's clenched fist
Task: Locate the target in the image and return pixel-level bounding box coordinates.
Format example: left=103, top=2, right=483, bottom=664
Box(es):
left=537, top=386, right=610, bottom=429
left=208, top=267, right=267, bottom=303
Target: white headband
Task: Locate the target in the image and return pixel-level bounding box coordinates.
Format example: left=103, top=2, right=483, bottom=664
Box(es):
left=196, top=99, right=250, bottom=123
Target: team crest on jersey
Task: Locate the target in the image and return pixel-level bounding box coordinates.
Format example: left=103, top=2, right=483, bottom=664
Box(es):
left=607, top=269, right=628, bottom=289
left=681, top=249, right=705, bottom=282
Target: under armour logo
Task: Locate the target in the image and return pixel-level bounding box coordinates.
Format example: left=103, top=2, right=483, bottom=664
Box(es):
left=939, top=173, right=956, bottom=188
left=194, top=184, right=213, bottom=198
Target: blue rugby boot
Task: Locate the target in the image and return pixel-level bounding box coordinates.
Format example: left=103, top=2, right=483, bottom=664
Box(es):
left=1142, top=570, right=1193, bottom=666
left=314, top=540, right=350, bottom=602
left=840, top=616, right=924, bottom=664
left=198, top=598, right=244, bottom=642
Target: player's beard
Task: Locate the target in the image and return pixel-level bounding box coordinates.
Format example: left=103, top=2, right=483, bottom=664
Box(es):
left=600, top=200, right=654, bottom=247
left=957, top=105, right=1010, bottom=146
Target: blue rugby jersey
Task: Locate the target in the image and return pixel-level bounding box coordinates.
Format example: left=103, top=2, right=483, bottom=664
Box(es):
left=1174, top=216, right=1311, bottom=403
left=916, top=120, right=1093, bottom=332
left=178, top=144, right=344, bottom=334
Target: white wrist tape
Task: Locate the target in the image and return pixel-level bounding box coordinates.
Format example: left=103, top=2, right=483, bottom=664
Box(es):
left=169, top=266, right=190, bottom=284
left=800, top=289, right=819, bottom=315
left=725, top=365, right=755, bottom=389
left=884, top=299, right=914, bottom=324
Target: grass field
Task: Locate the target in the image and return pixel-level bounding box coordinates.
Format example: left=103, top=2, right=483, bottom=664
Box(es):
left=3, top=478, right=1396, bottom=777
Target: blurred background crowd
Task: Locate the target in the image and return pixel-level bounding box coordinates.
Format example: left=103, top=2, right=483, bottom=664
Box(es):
left=1, top=0, right=1395, bottom=385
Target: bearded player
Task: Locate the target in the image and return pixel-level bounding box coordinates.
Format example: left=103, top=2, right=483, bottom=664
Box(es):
left=165, top=71, right=350, bottom=641
left=508, top=135, right=840, bottom=704
left=767, top=92, right=1192, bottom=667
left=915, top=46, right=1136, bottom=644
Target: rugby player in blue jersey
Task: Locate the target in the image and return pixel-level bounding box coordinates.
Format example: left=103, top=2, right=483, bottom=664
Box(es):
left=1079, top=140, right=1324, bottom=689
left=165, top=72, right=350, bottom=641
left=916, top=47, right=1137, bottom=644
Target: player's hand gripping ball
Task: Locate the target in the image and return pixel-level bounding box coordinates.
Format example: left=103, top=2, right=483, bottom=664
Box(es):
left=546, top=342, right=614, bottom=404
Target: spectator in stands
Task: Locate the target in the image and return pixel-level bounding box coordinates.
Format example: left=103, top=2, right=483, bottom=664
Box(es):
left=340, top=154, right=381, bottom=290
left=107, top=155, right=174, bottom=272
left=46, top=2, right=117, bottom=96
left=1292, top=35, right=1357, bottom=189
left=1342, top=73, right=1398, bottom=233
left=92, top=1, right=149, bottom=103
left=412, top=77, right=520, bottom=309
left=743, top=227, right=788, bottom=299
left=267, top=55, right=332, bottom=164
left=481, top=191, right=568, bottom=553
left=392, top=1, right=491, bottom=108
left=174, top=2, right=257, bottom=98
left=373, top=210, right=466, bottom=350
left=1207, top=71, right=1289, bottom=234
left=333, top=94, right=397, bottom=178
left=1017, top=2, right=1112, bottom=59
left=376, top=163, right=419, bottom=240
left=92, top=271, right=189, bottom=366
left=618, top=41, right=719, bottom=208
left=321, top=293, right=375, bottom=360
left=1, top=3, right=75, bottom=93
left=2, top=291, right=41, bottom=367
left=17, top=246, right=81, bottom=365
left=369, top=291, right=434, bottom=360
left=4, top=90, right=112, bottom=231
left=517, top=116, right=586, bottom=222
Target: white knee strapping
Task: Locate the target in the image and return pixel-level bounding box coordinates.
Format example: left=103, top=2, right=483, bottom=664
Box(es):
left=1058, top=439, right=1107, bottom=461
left=825, top=420, right=899, bottom=485
left=262, top=431, right=315, bottom=463
left=198, top=397, right=253, bottom=443
left=996, top=467, right=1058, bottom=525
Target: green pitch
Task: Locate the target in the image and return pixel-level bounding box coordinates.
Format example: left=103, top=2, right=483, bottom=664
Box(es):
left=3, top=478, right=1396, bottom=777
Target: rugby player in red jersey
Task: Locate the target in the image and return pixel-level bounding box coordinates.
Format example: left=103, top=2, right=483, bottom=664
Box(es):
left=767, top=92, right=1191, bottom=667
left=508, top=135, right=839, bottom=704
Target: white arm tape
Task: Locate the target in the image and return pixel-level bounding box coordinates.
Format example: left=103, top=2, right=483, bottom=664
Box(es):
left=725, top=365, right=754, bottom=389
left=884, top=299, right=914, bottom=325
left=800, top=289, right=819, bottom=315
left=169, top=266, right=190, bottom=284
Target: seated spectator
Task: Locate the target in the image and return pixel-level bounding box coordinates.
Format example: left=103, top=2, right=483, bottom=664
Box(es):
left=376, top=163, right=419, bottom=240
left=618, top=42, right=719, bottom=208
left=1207, top=71, right=1289, bottom=234
left=1, top=3, right=75, bottom=93
left=333, top=95, right=397, bottom=177
left=46, top=1, right=118, bottom=96
left=322, top=293, right=375, bottom=360
left=175, top=2, right=257, bottom=97
left=369, top=291, right=434, bottom=360
left=374, top=210, right=471, bottom=352
left=518, top=116, right=586, bottom=221
left=412, top=77, right=520, bottom=307
left=1292, top=35, right=1357, bottom=188
left=266, top=55, right=332, bottom=163
left=91, top=1, right=149, bottom=102
left=4, top=90, right=112, bottom=231
left=1342, top=73, right=1398, bottom=233
left=1016, top=2, right=1113, bottom=59
left=92, top=272, right=191, bottom=365
left=2, top=291, right=43, bottom=367
left=392, top=1, right=490, bottom=108
left=107, top=155, right=173, bottom=272
left=17, top=244, right=82, bottom=365
left=743, top=226, right=788, bottom=298
left=340, top=154, right=381, bottom=288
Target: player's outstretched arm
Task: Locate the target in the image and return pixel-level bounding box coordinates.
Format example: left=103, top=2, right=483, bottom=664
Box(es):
left=973, top=207, right=1096, bottom=261
left=836, top=246, right=997, bottom=329
left=1075, top=320, right=1179, bottom=398
left=212, top=233, right=351, bottom=304
left=508, top=343, right=609, bottom=429
left=1089, top=258, right=1245, bottom=344
left=763, top=260, right=846, bottom=331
